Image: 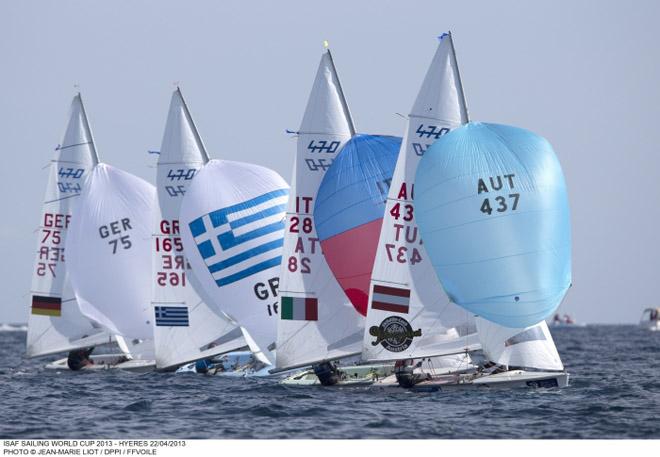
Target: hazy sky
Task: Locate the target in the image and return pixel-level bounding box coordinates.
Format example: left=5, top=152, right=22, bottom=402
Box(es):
left=1, top=0, right=659, bottom=324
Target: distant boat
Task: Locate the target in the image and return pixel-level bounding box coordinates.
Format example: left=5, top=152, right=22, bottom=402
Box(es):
left=549, top=313, right=585, bottom=327
left=640, top=308, right=660, bottom=331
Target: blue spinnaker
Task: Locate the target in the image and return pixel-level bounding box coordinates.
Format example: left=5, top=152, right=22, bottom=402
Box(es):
left=415, top=122, right=571, bottom=328
left=314, top=134, right=401, bottom=315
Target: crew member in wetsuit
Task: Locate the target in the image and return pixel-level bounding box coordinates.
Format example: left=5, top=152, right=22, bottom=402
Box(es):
left=67, top=347, right=95, bottom=371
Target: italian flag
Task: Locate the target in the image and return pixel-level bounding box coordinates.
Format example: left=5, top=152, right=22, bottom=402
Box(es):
left=281, top=297, right=318, bottom=321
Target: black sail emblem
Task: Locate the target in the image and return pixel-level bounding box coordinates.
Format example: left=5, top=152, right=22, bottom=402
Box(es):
left=369, top=316, right=421, bottom=352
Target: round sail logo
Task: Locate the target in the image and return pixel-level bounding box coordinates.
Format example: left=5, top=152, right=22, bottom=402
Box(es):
left=369, top=316, right=421, bottom=352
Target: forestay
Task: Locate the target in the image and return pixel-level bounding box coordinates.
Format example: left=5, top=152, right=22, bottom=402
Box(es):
left=314, top=134, right=401, bottom=317
left=362, top=33, right=478, bottom=363
left=26, top=94, right=112, bottom=358
left=275, top=48, right=362, bottom=371
left=67, top=164, right=156, bottom=341
left=179, top=160, right=289, bottom=365
left=415, top=122, right=571, bottom=328
left=151, top=89, right=246, bottom=369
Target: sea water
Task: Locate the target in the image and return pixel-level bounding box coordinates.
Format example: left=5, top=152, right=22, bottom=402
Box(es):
left=0, top=325, right=658, bottom=439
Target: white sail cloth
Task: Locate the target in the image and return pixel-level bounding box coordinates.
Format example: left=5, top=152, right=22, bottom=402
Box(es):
left=67, top=164, right=156, bottom=341
left=475, top=318, right=564, bottom=371
left=26, top=94, right=112, bottom=357
left=362, top=33, right=477, bottom=362
left=275, top=49, right=362, bottom=371
left=179, top=159, right=289, bottom=365
left=151, top=89, right=246, bottom=369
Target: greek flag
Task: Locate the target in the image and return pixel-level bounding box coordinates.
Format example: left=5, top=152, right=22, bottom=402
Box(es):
left=189, top=188, right=288, bottom=287
left=155, top=306, right=189, bottom=327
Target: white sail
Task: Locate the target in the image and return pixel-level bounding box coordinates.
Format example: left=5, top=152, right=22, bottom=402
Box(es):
left=179, top=160, right=289, bottom=365
left=475, top=318, right=564, bottom=371
left=26, top=94, right=112, bottom=358
left=67, top=164, right=156, bottom=341
left=362, top=33, right=478, bottom=362
left=151, top=89, right=246, bottom=369
left=275, top=48, right=362, bottom=371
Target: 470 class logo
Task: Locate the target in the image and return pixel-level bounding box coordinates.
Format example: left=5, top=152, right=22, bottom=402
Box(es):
left=369, top=316, right=421, bottom=352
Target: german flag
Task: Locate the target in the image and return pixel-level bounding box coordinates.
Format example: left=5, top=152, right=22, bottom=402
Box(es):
left=31, top=295, right=62, bottom=317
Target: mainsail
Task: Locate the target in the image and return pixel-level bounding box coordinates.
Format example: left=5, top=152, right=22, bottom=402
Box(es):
left=314, top=134, right=401, bottom=317
left=179, top=160, right=289, bottom=365
left=26, top=94, right=112, bottom=358
left=151, top=89, right=246, bottom=369
left=275, top=47, right=362, bottom=371
left=415, top=122, right=571, bottom=369
left=362, top=33, right=478, bottom=363
left=66, top=164, right=156, bottom=342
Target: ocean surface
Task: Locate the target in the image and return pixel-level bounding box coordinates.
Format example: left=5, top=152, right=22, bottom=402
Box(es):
left=1, top=325, right=658, bottom=439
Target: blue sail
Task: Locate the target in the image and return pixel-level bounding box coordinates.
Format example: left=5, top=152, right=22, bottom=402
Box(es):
left=415, top=122, right=571, bottom=328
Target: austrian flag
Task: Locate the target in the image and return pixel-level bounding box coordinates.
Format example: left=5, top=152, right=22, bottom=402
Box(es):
left=281, top=297, right=318, bottom=321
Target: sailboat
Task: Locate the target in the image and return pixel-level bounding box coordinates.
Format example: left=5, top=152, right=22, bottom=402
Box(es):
left=65, top=161, right=157, bottom=371
left=150, top=88, right=247, bottom=371
left=26, top=94, right=115, bottom=363
left=179, top=159, right=289, bottom=368
left=415, top=122, right=571, bottom=388
left=360, top=33, right=480, bottom=386
left=274, top=45, right=378, bottom=384
left=640, top=308, right=660, bottom=331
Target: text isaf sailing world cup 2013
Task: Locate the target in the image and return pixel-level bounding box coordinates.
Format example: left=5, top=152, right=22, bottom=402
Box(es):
left=2, top=441, right=185, bottom=455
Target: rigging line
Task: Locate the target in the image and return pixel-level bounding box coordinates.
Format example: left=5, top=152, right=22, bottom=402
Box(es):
left=43, top=194, right=80, bottom=204
left=57, top=141, right=92, bottom=151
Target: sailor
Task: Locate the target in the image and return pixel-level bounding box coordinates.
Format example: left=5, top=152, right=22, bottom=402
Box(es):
left=650, top=308, right=658, bottom=321
left=195, top=358, right=212, bottom=374
left=67, top=347, right=95, bottom=371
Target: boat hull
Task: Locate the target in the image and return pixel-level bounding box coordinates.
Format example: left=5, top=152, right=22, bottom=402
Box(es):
left=280, top=364, right=395, bottom=386
left=45, top=354, right=156, bottom=373
left=412, top=370, right=569, bottom=390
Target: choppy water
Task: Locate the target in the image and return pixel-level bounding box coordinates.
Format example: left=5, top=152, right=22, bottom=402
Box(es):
left=1, top=325, right=658, bottom=439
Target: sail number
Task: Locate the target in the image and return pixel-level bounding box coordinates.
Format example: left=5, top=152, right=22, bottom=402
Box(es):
left=307, top=140, right=340, bottom=153
left=99, top=218, right=133, bottom=254
left=156, top=220, right=189, bottom=287
left=478, top=174, right=520, bottom=215
left=36, top=213, right=70, bottom=277
left=286, top=196, right=318, bottom=275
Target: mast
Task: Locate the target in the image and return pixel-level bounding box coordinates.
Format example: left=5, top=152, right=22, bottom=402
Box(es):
left=176, top=87, right=210, bottom=164
left=325, top=47, right=356, bottom=137
left=77, top=92, right=100, bottom=165
left=447, top=31, right=470, bottom=123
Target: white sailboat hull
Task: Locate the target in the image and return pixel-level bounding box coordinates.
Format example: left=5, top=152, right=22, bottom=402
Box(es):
left=44, top=354, right=156, bottom=373
left=640, top=320, right=660, bottom=331
left=280, top=364, right=395, bottom=386
left=412, top=369, right=569, bottom=390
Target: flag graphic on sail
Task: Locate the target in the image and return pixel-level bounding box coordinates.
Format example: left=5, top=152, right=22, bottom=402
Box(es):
left=362, top=33, right=480, bottom=362
left=154, top=306, right=190, bottom=327
left=188, top=189, right=288, bottom=287
left=151, top=88, right=245, bottom=369
left=180, top=159, right=289, bottom=365
left=275, top=47, right=363, bottom=371
left=26, top=94, right=112, bottom=358
left=281, top=297, right=318, bottom=321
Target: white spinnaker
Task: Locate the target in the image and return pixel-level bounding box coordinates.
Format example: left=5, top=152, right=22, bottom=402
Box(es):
left=26, top=94, right=112, bottom=358
left=362, top=33, right=479, bottom=362
left=275, top=49, right=362, bottom=371
left=475, top=318, right=564, bottom=371
left=179, top=160, right=289, bottom=365
left=67, top=164, right=155, bottom=341
left=151, top=89, right=246, bottom=369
